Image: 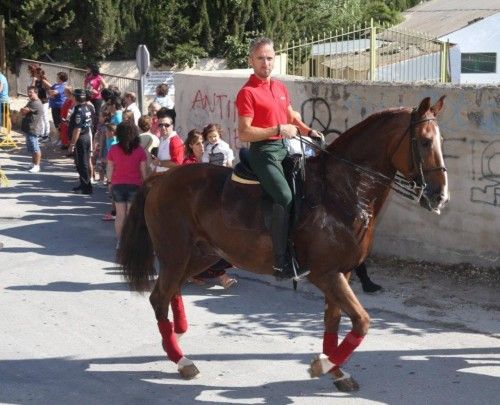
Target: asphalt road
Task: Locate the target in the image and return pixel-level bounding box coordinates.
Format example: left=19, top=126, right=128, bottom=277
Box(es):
left=1, top=139, right=499, bottom=405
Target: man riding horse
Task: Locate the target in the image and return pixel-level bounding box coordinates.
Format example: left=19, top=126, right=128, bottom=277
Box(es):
left=236, top=37, right=323, bottom=280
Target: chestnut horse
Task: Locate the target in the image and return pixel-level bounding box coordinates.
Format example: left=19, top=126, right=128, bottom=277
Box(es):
left=118, top=96, right=449, bottom=391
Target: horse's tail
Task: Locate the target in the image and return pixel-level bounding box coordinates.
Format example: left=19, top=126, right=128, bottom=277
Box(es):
left=117, top=181, right=156, bottom=292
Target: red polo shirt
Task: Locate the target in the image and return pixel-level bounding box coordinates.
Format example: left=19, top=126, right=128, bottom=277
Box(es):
left=235, top=74, right=290, bottom=140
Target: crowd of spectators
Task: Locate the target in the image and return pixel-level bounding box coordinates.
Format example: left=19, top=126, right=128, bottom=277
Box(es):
left=18, top=62, right=240, bottom=288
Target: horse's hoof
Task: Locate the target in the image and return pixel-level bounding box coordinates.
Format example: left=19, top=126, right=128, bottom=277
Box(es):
left=331, top=369, right=360, bottom=392
left=308, top=355, right=323, bottom=378
left=179, top=363, right=200, bottom=380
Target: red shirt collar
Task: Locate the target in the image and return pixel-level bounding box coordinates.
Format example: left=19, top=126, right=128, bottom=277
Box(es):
left=248, top=74, right=271, bottom=87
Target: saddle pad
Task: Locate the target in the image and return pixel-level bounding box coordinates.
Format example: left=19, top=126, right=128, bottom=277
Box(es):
left=221, top=177, right=268, bottom=231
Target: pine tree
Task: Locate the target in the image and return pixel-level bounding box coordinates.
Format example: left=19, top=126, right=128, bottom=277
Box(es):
left=0, top=0, right=74, bottom=69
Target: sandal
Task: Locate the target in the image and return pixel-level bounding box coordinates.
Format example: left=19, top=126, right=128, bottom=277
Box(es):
left=188, top=277, right=206, bottom=286
left=102, top=212, right=115, bottom=221
left=219, top=276, right=238, bottom=289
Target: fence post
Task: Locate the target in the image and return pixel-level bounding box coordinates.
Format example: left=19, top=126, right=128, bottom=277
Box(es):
left=369, top=18, right=377, bottom=81
left=439, top=41, right=446, bottom=82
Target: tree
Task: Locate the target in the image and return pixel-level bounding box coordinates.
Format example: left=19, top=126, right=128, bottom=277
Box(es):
left=0, top=0, right=74, bottom=70
left=362, top=1, right=402, bottom=25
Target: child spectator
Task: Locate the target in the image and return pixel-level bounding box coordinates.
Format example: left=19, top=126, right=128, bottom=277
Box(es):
left=107, top=97, right=123, bottom=126
left=147, top=102, right=161, bottom=136
left=101, top=123, right=118, bottom=221
left=201, top=123, right=234, bottom=167
left=93, top=112, right=108, bottom=184
left=138, top=115, right=159, bottom=175
left=59, top=86, right=75, bottom=149
left=154, top=83, right=174, bottom=109
left=122, top=110, right=135, bottom=124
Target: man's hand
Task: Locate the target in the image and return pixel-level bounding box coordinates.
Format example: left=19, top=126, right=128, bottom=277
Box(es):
left=308, top=129, right=325, bottom=146
left=280, top=124, right=298, bottom=139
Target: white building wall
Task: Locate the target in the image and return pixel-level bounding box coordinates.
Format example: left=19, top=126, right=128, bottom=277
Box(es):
left=439, top=13, right=500, bottom=84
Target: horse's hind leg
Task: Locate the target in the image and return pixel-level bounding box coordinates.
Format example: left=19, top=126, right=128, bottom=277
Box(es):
left=311, top=272, right=370, bottom=391
left=149, top=249, right=219, bottom=379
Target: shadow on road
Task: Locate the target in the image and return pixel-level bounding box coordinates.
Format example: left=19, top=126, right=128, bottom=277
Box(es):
left=0, top=347, right=498, bottom=405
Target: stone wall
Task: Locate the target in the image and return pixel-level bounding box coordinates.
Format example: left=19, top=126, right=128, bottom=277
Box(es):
left=175, top=71, right=500, bottom=267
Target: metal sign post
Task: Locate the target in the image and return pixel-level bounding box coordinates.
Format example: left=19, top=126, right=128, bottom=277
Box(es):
left=135, top=44, right=150, bottom=114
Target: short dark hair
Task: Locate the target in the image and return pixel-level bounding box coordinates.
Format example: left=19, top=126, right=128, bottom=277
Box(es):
left=73, top=88, right=87, bottom=103
left=157, top=107, right=176, bottom=124
left=27, top=85, right=38, bottom=94
left=86, top=63, right=100, bottom=76
left=250, top=37, right=274, bottom=55
left=57, top=71, right=68, bottom=82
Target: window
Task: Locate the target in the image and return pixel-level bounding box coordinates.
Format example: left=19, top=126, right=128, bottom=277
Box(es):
left=461, top=53, right=496, bottom=74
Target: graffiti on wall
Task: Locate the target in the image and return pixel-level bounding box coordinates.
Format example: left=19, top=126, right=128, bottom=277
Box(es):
left=470, top=140, right=500, bottom=207
left=301, top=98, right=341, bottom=136
left=187, top=89, right=244, bottom=152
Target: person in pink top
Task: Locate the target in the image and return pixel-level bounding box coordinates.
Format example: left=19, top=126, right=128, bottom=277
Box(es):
left=83, top=63, right=107, bottom=119
left=107, top=121, right=147, bottom=248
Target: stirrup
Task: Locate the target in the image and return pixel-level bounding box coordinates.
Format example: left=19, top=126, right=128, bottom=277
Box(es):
left=291, top=255, right=310, bottom=281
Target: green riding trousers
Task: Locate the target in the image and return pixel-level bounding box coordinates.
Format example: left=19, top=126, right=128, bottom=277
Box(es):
left=248, top=139, right=292, bottom=212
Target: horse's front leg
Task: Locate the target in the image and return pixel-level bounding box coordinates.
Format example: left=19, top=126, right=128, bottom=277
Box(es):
left=311, top=271, right=370, bottom=391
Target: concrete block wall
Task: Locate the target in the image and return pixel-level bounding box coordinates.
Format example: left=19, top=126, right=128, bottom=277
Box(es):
left=175, top=71, right=500, bottom=268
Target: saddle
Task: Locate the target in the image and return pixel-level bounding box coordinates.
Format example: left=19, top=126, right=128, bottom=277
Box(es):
left=222, top=148, right=305, bottom=231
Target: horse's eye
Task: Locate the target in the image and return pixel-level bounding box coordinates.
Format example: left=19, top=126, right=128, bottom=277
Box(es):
left=421, top=139, right=432, bottom=148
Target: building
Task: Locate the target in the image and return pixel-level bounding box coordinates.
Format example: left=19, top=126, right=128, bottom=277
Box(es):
left=396, top=0, right=500, bottom=84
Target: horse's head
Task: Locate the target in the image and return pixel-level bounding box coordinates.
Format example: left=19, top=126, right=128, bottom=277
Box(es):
left=391, top=96, right=449, bottom=214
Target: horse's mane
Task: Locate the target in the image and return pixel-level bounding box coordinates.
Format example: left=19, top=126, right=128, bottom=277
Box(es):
left=328, top=107, right=411, bottom=151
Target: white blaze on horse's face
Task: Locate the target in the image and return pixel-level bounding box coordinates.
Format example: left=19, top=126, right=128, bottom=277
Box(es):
left=419, top=121, right=449, bottom=214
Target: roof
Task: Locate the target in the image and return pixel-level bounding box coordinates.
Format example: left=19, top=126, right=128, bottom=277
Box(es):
left=395, top=0, right=500, bottom=38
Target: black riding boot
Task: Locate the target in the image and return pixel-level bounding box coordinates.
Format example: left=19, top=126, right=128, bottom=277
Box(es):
left=271, top=204, right=309, bottom=280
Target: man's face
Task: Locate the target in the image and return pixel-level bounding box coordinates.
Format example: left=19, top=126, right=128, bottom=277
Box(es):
left=158, top=117, right=173, bottom=136
left=27, top=88, right=38, bottom=100
left=249, top=44, right=275, bottom=80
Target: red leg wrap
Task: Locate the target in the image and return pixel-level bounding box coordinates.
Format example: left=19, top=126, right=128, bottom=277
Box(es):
left=328, top=331, right=364, bottom=366
left=170, top=294, right=188, bottom=334
left=322, top=332, right=339, bottom=356
left=157, top=319, right=183, bottom=363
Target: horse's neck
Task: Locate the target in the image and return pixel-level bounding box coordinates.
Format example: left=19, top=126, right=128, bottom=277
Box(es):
left=318, top=112, right=404, bottom=223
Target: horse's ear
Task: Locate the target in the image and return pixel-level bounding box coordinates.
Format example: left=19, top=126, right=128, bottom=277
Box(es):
left=417, top=97, right=431, bottom=115
left=430, top=95, right=446, bottom=116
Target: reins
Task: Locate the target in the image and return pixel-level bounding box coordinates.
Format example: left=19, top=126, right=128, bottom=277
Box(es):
left=296, top=109, right=446, bottom=202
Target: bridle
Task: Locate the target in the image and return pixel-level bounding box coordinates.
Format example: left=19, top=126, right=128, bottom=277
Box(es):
left=391, top=108, right=447, bottom=200
left=297, top=108, right=447, bottom=202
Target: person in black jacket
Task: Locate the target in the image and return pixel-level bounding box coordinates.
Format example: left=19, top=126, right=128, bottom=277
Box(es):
left=68, top=89, right=93, bottom=194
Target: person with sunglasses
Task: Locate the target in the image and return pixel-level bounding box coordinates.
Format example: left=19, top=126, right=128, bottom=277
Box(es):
left=151, top=111, right=184, bottom=173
